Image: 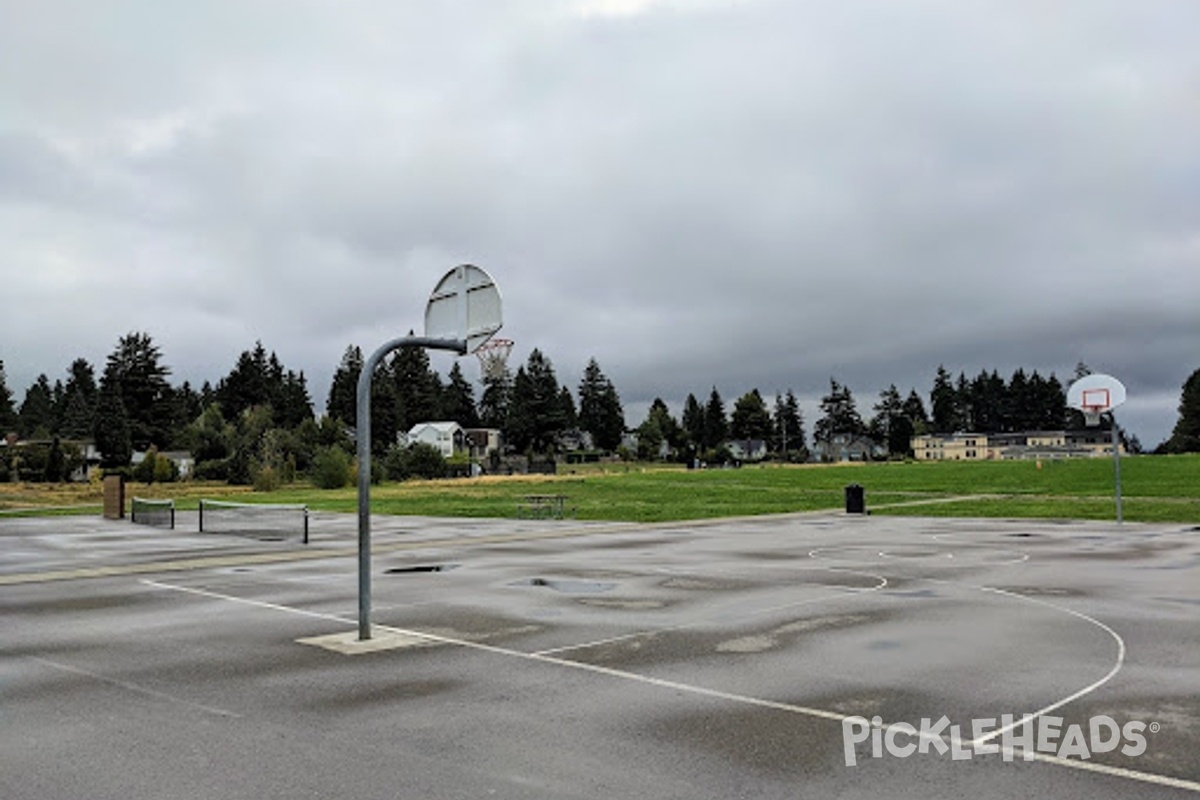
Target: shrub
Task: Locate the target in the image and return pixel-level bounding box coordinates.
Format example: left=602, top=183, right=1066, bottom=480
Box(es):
left=152, top=453, right=179, bottom=483
left=134, top=448, right=159, bottom=484
left=310, top=446, right=352, bottom=489
left=252, top=463, right=281, bottom=492
left=407, top=443, right=447, bottom=480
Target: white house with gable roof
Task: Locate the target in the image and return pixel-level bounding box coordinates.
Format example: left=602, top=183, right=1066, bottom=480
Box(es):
left=407, top=422, right=465, bottom=458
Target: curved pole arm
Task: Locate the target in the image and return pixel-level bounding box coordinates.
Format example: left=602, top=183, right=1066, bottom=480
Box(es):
left=357, top=336, right=466, bottom=640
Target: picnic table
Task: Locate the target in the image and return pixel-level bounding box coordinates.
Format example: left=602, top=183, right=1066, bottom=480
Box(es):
left=517, top=494, right=572, bottom=519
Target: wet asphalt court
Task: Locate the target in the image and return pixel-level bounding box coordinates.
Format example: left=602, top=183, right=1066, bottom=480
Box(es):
left=2, top=510, right=1199, bottom=799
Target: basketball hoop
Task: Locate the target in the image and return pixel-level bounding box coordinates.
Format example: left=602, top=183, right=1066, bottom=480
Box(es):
left=474, top=338, right=513, bottom=382
left=1066, top=372, right=1128, bottom=525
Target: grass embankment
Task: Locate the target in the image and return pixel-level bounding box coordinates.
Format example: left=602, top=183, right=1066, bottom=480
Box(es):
left=2, top=455, right=1197, bottom=524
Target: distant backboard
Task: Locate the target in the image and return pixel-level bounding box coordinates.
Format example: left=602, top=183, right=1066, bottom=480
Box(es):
left=424, top=264, right=502, bottom=353
left=1067, top=373, right=1126, bottom=425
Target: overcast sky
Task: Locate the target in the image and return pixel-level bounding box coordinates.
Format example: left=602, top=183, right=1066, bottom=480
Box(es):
left=3, top=0, right=1197, bottom=446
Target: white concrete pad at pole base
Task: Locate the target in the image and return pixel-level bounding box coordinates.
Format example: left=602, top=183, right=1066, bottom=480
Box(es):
left=297, top=628, right=444, bottom=655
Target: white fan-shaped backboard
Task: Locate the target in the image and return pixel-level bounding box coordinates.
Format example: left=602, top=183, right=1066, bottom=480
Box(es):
left=1067, top=373, right=1126, bottom=413
left=424, top=264, right=502, bottom=353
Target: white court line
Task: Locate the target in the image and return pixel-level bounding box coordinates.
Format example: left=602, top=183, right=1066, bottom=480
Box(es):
left=139, top=577, right=1200, bottom=794
left=968, top=586, right=1126, bottom=747
left=806, top=546, right=1126, bottom=745
left=533, top=566, right=887, bottom=657
left=804, top=545, right=1198, bottom=792
left=809, top=546, right=1029, bottom=567
left=26, top=655, right=241, bottom=719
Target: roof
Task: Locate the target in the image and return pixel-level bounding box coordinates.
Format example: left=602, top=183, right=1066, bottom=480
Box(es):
left=408, top=421, right=463, bottom=436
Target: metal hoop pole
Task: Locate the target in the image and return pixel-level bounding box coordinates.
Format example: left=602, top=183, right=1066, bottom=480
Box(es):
left=358, top=335, right=465, bottom=641
left=1111, top=413, right=1123, bottom=525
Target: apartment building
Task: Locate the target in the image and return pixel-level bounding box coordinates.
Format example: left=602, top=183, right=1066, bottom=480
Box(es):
left=912, top=431, right=1123, bottom=461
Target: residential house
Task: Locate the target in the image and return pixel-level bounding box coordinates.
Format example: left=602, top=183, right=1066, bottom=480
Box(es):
left=407, top=421, right=465, bottom=458
left=726, top=439, right=769, bottom=462
left=812, top=433, right=882, bottom=463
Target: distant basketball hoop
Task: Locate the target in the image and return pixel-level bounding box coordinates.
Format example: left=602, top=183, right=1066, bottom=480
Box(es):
left=1066, top=373, right=1127, bottom=524
left=1068, top=376, right=1125, bottom=428
left=475, top=337, right=513, bottom=382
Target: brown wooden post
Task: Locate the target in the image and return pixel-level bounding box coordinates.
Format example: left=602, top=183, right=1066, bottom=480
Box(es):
left=102, top=474, right=125, bottom=519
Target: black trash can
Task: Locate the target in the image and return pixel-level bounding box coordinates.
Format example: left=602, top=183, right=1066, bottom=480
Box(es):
left=844, top=484, right=865, bottom=514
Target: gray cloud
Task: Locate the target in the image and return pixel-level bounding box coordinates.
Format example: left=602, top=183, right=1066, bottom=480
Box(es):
left=2, top=0, right=1197, bottom=446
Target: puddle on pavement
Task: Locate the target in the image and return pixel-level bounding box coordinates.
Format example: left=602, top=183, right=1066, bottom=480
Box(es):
left=510, top=577, right=617, bottom=594
left=385, top=564, right=460, bottom=574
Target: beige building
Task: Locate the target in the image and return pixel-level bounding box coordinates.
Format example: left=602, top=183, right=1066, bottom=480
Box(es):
left=912, top=431, right=1124, bottom=461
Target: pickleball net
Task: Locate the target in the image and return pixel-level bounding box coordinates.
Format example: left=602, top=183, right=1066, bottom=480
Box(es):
left=198, top=499, right=309, bottom=543
left=131, top=497, right=175, bottom=529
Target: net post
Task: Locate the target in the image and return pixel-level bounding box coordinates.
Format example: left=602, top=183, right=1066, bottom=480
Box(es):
left=303, top=507, right=309, bottom=544
left=1111, top=415, right=1123, bottom=525
left=198, top=499, right=205, bottom=533
left=170, top=502, right=175, bottom=531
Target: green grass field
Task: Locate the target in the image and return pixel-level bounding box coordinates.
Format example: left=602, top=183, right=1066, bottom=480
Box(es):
left=3, top=455, right=1198, bottom=524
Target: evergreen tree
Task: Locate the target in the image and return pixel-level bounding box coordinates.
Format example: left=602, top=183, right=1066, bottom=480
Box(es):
left=577, top=358, right=624, bottom=452
left=635, top=414, right=664, bottom=460
left=870, top=384, right=910, bottom=457
left=1166, top=367, right=1200, bottom=453
left=369, top=361, right=399, bottom=456
left=646, top=398, right=683, bottom=450
left=969, top=370, right=1005, bottom=434
left=558, top=386, right=579, bottom=431
left=1027, top=371, right=1048, bottom=430
left=43, top=436, right=67, bottom=482
left=179, top=381, right=203, bottom=424
left=506, top=367, right=535, bottom=452
left=704, top=388, right=728, bottom=449
left=1006, top=368, right=1033, bottom=432
left=730, top=389, right=772, bottom=441
left=479, top=361, right=513, bottom=432
left=681, top=393, right=705, bottom=452
left=930, top=366, right=958, bottom=433
left=18, top=374, right=55, bottom=438
left=190, top=403, right=233, bottom=466
left=215, top=343, right=269, bottom=420
left=59, top=358, right=98, bottom=440
left=1038, top=373, right=1067, bottom=431
left=954, top=372, right=973, bottom=432
left=902, top=389, right=929, bottom=434
left=635, top=398, right=681, bottom=461
left=507, top=349, right=567, bottom=454
left=50, top=379, right=65, bottom=433
left=813, top=378, right=865, bottom=445
left=391, top=344, right=441, bottom=431
left=440, top=362, right=480, bottom=428
left=772, top=390, right=806, bottom=461
left=93, top=371, right=132, bottom=468
left=212, top=342, right=311, bottom=430
left=276, top=371, right=314, bottom=429
left=102, top=332, right=173, bottom=450
left=326, top=345, right=363, bottom=428
left=0, top=360, right=16, bottom=434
